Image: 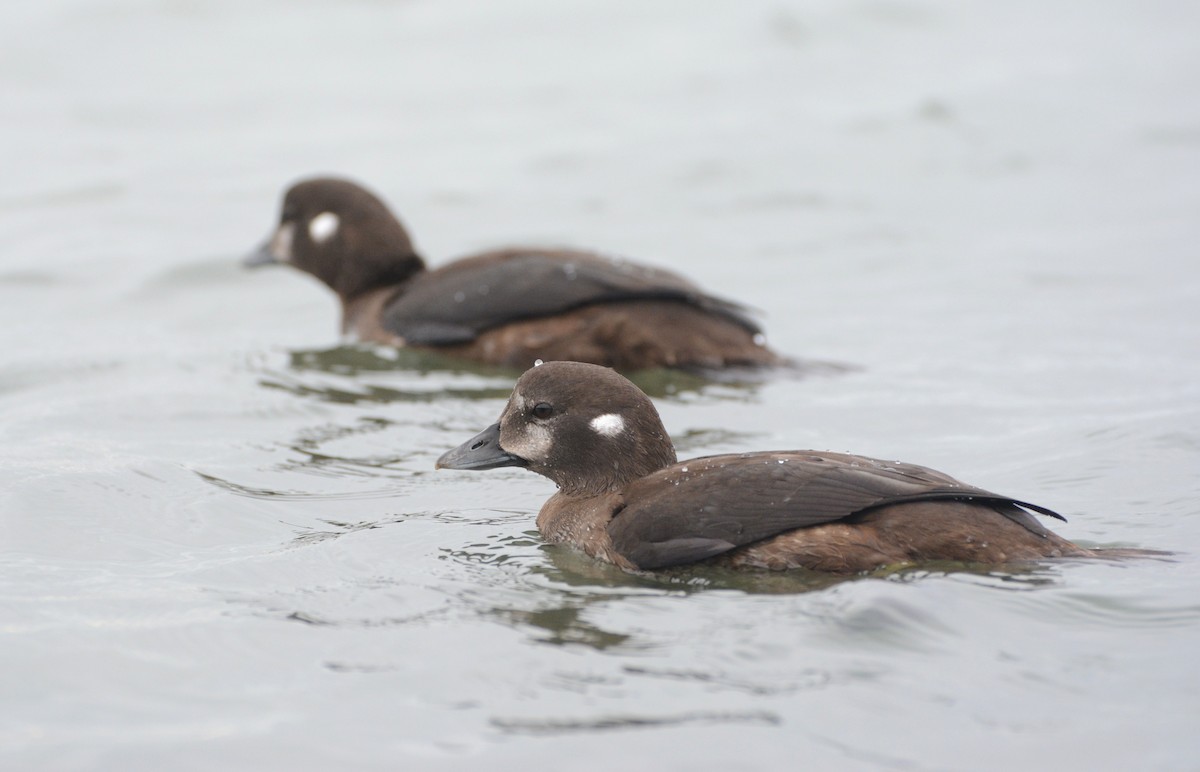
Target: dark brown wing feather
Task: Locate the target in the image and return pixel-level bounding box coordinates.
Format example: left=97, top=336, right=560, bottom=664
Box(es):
left=381, top=249, right=761, bottom=345
left=606, top=451, right=1065, bottom=570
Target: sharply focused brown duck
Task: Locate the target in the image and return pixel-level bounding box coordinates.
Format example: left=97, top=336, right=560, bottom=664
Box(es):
left=436, top=361, right=1124, bottom=573
left=246, top=177, right=782, bottom=372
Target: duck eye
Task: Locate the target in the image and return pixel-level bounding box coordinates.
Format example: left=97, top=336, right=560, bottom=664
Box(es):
left=531, top=402, right=553, bottom=420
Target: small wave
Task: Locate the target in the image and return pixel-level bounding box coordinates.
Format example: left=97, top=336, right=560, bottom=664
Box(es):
left=193, top=470, right=408, bottom=501
left=623, top=664, right=831, bottom=695
left=258, top=373, right=513, bottom=406
left=1024, top=591, right=1200, bottom=630
left=490, top=709, right=780, bottom=735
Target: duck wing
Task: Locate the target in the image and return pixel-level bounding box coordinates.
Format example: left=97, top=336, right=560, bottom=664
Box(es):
left=381, top=249, right=761, bottom=345
left=607, top=450, right=1065, bottom=570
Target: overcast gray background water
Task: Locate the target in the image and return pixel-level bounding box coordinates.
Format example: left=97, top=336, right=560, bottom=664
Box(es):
left=2, top=1, right=1199, bottom=769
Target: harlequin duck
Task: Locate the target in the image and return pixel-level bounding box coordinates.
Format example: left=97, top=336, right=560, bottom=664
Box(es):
left=245, top=177, right=782, bottom=371
left=437, top=361, right=1108, bottom=573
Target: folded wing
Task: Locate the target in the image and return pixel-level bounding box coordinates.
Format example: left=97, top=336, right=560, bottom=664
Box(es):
left=607, top=451, right=1065, bottom=569
left=382, top=249, right=761, bottom=345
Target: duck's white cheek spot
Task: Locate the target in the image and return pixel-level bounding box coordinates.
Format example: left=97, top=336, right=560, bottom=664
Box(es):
left=308, top=211, right=340, bottom=243
left=589, top=413, right=625, bottom=437
left=268, top=222, right=295, bottom=261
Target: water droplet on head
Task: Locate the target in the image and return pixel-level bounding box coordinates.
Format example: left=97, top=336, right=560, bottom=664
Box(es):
left=534, top=358, right=544, bottom=367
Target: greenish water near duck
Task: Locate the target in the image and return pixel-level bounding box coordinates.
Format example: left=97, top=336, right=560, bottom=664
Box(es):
left=2, top=0, right=1199, bottom=769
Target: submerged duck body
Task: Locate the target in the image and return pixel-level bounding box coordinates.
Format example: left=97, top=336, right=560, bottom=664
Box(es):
left=246, top=177, right=781, bottom=371
left=437, top=361, right=1099, bottom=573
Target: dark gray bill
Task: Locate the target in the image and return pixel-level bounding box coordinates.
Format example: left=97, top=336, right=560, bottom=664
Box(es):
left=436, top=423, right=528, bottom=470
left=242, top=241, right=280, bottom=268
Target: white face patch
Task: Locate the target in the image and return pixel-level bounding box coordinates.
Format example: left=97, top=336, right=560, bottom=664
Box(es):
left=522, top=423, right=553, bottom=460
left=589, top=413, right=625, bottom=438
left=501, top=417, right=552, bottom=463
left=308, top=211, right=340, bottom=243
left=268, top=221, right=295, bottom=262
left=500, top=390, right=561, bottom=462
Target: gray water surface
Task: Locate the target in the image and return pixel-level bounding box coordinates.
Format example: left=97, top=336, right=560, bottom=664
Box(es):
left=3, top=1, right=1199, bottom=770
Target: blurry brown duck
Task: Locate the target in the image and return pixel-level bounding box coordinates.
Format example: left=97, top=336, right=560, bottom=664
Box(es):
left=246, top=177, right=782, bottom=372
left=437, top=361, right=1122, bottom=573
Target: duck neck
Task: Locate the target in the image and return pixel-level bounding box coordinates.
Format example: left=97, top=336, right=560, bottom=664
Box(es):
left=333, top=250, right=426, bottom=304
left=552, top=439, right=678, bottom=499
left=340, top=285, right=406, bottom=343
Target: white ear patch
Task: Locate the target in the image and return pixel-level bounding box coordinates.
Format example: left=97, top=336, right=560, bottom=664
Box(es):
left=308, top=211, right=340, bottom=243
left=589, top=413, right=625, bottom=437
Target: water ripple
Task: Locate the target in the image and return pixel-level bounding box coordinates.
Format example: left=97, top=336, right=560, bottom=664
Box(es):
left=258, top=373, right=513, bottom=406
left=622, top=664, right=831, bottom=696
left=194, top=470, right=409, bottom=501
left=1024, top=591, right=1200, bottom=630
left=274, top=345, right=838, bottom=400
left=490, top=709, right=780, bottom=735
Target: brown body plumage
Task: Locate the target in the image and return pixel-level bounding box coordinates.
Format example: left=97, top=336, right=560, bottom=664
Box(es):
left=247, top=178, right=781, bottom=371
left=435, top=362, right=1136, bottom=574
